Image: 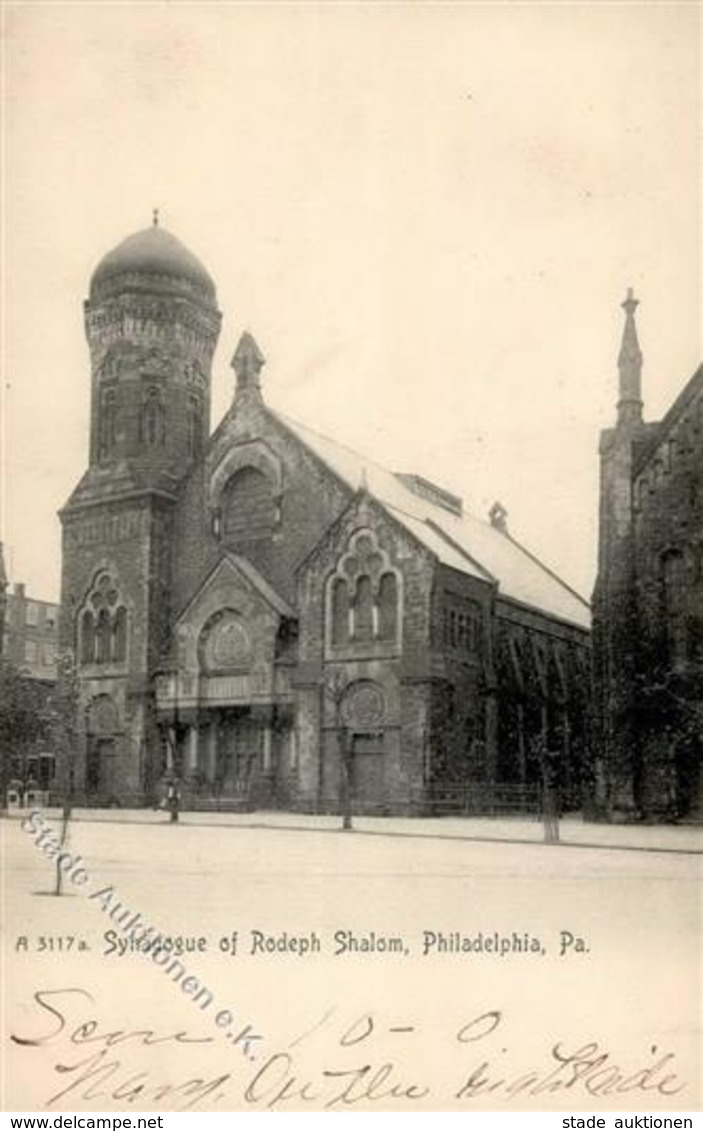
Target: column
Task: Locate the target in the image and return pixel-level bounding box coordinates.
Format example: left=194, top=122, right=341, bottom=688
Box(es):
left=165, top=728, right=175, bottom=773
left=187, top=725, right=199, bottom=774
left=262, top=724, right=273, bottom=773
left=517, top=703, right=526, bottom=785
left=289, top=726, right=299, bottom=772
left=206, top=720, right=217, bottom=784
left=484, top=693, right=498, bottom=784
left=562, top=709, right=571, bottom=799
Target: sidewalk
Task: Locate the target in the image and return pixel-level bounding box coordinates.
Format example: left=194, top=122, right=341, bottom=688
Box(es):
left=12, top=806, right=702, bottom=854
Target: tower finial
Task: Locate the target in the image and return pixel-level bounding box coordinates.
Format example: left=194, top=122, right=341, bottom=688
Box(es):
left=616, top=287, right=643, bottom=429
left=622, top=286, right=638, bottom=314
left=152, top=208, right=159, bottom=228
left=489, top=501, right=509, bottom=533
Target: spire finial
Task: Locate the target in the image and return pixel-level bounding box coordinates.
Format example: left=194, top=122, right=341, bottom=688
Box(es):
left=152, top=208, right=159, bottom=228
left=232, top=331, right=265, bottom=402
left=622, top=286, right=638, bottom=315
left=616, top=287, right=643, bottom=429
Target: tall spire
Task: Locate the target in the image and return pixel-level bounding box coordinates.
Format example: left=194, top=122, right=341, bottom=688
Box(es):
left=617, top=288, right=643, bottom=428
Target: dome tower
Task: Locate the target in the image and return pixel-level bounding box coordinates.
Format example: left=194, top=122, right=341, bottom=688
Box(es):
left=58, top=217, right=221, bottom=804
left=84, top=214, right=221, bottom=483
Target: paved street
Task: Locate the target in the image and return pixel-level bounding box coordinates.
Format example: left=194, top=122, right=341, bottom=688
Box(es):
left=3, top=811, right=701, bottom=1113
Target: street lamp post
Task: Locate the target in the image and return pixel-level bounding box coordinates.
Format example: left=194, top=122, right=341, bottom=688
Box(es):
left=155, top=666, right=182, bottom=823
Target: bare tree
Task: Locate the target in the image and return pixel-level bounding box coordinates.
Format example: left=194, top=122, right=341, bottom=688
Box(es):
left=325, top=671, right=353, bottom=831
left=47, top=651, right=79, bottom=895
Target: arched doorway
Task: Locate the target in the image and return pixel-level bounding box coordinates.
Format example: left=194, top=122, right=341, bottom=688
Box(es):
left=85, top=695, right=121, bottom=802
left=342, top=680, right=387, bottom=814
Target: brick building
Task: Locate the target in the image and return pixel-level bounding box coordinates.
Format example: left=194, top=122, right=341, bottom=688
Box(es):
left=59, top=221, right=590, bottom=812
left=2, top=579, right=59, bottom=683
left=592, top=292, right=702, bottom=819
left=0, top=546, right=59, bottom=793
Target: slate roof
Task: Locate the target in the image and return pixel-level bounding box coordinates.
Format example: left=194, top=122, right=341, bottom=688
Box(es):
left=275, top=411, right=591, bottom=631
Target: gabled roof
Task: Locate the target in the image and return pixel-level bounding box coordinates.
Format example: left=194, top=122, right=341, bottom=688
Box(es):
left=175, top=552, right=295, bottom=625
left=272, top=410, right=591, bottom=631
left=634, top=364, right=703, bottom=476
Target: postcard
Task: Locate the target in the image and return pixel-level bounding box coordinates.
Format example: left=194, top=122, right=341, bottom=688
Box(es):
left=2, top=2, right=700, bottom=1115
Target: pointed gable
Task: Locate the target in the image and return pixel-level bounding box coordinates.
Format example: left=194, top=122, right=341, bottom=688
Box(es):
left=175, top=553, right=294, bottom=629
left=271, top=409, right=590, bottom=630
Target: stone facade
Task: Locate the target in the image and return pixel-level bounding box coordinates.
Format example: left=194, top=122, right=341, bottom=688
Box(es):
left=593, top=292, right=703, bottom=818
left=59, top=221, right=591, bottom=813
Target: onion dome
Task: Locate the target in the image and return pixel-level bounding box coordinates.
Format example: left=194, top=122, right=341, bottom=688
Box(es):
left=89, top=216, right=216, bottom=306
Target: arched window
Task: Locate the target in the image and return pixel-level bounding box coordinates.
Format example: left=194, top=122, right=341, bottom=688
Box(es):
left=80, top=609, right=95, bottom=664
left=112, top=607, right=127, bottom=662
left=99, top=389, right=117, bottom=459
left=81, top=570, right=127, bottom=667
left=377, top=573, right=398, bottom=641
left=142, top=386, right=165, bottom=446
left=96, top=609, right=111, bottom=664
left=457, top=614, right=466, bottom=649
left=331, top=578, right=350, bottom=645
left=221, top=466, right=277, bottom=541
left=354, top=576, right=374, bottom=641
left=187, top=395, right=202, bottom=457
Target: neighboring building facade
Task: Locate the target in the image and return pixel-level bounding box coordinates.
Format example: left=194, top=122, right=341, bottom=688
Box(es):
left=0, top=547, right=60, bottom=794
left=592, top=292, right=702, bottom=819
left=2, top=581, right=59, bottom=682
left=58, top=221, right=591, bottom=812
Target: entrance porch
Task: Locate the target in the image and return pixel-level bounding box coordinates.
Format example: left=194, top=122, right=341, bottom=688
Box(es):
left=157, top=704, right=294, bottom=810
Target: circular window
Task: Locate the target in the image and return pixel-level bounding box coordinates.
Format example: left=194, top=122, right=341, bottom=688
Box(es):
left=203, top=613, right=251, bottom=671
left=341, top=681, right=386, bottom=728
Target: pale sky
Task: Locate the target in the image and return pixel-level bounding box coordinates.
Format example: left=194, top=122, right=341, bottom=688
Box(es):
left=2, top=2, right=700, bottom=603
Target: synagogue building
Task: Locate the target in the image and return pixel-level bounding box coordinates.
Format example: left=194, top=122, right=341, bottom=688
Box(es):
left=59, top=221, right=591, bottom=813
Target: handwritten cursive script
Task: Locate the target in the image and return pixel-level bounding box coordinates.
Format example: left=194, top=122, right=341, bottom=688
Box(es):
left=10, top=987, right=689, bottom=1111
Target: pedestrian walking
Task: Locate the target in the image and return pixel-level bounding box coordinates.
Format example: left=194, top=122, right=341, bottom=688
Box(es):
left=166, top=781, right=181, bottom=823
